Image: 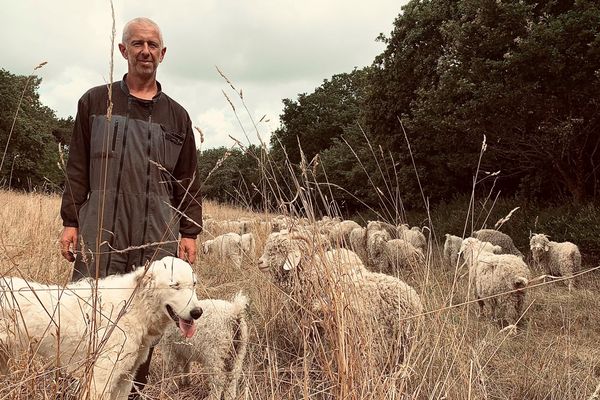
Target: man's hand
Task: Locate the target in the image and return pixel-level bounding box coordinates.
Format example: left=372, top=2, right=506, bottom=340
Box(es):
left=179, top=237, right=197, bottom=264
left=60, top=227, right=78, bottom=262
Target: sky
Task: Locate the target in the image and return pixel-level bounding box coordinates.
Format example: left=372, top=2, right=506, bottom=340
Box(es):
left=1, top=0, right=407, bottom=150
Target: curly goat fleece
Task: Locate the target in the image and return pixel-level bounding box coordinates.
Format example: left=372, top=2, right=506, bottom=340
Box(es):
left=461, top=238, right=530, bottom=324
left=257, top=230, right=423, bottom=364
left=368, top=229, right=425, bottom=274
left=327, top=219, right=362, bottom=247
left=530, top=233, right=581, bottom=291
left=385, top=239, right=425, bottom=274
left=366, top=229, right=392, bottom=272
left=397, top=225, right=427, bottom=254
left=444, top=234, right=463, bottom=268
left=472, top=229, right=523, bottom=258
left=203, top=232, right=245, bottom=268
left=348, top=226, right=369, bottom=265
left=163, top=292, right=249, bottom=400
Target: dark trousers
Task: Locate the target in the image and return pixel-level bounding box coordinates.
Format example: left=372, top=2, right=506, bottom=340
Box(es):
left=129, top=346, right=154, bottom=399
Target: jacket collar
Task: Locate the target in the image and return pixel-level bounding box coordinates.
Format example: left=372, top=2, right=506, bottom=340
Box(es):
left=120, top=74, right=163, bottom=102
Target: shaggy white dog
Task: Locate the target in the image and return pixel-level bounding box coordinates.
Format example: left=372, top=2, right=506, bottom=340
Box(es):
left=162, top=292, right=249, bottom=400
left=0, top=256, right=203, bottom=400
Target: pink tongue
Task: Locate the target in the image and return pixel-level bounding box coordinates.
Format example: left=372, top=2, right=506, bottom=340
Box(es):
left=178, top=319, right=197, bottom=338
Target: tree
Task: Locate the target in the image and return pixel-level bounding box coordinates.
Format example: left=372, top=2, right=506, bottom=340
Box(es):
left=364, top=0, right=600, bottom=205
left=0, top=69, right=71, bottom=190
left=197, top=146, right=262, bottom=208
left=270, top=69, right=368, bottom=165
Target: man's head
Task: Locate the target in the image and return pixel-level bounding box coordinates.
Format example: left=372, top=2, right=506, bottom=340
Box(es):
left=119, top=17, right=166, bottom=80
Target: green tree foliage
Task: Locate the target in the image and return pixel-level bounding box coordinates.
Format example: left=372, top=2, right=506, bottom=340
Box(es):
left=0, top=69, right=72, bottom=190
left=270, top=69, right=369, bottom=165
left=197, top=146, right=263, bottom=208
left=364, top=0, right=600, bottom=205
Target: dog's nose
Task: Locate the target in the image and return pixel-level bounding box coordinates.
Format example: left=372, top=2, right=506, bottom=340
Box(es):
left=190, top=307, right=203, bottom=320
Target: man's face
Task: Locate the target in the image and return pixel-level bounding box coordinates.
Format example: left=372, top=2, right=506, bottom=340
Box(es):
left=119, top=22, right=166, bottom=79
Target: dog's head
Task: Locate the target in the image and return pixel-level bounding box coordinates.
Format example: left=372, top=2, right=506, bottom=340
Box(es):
left=139, top=256, right=203, bottom=338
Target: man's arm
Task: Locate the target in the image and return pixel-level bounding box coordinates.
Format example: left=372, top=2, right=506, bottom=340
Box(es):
left=178, top=237, right=197, bottom=264
left=59, top=93, right=91, bottom=260
left=172, top=116, right=202, bottom=262
left=60, top=227, right=78, bottom=262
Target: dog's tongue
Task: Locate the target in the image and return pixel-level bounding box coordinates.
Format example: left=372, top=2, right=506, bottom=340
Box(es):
left=178, top=319, right=196, bottom=338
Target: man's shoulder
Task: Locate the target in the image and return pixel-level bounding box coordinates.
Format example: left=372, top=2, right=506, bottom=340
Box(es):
left=160, top=91, right=190, bottom=119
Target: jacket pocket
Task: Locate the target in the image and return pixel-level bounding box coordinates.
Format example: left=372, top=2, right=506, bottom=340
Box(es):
left=162, top=125, right=185, bottom=145
left=159, top=124, right=185, bottom=173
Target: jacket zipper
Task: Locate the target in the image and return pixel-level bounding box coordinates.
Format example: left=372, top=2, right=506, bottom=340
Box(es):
left=139, top=106, right=153, bottom=266
left=111, top=121, right=119, bottom=151
left=105, top=99, right=131, bottom=275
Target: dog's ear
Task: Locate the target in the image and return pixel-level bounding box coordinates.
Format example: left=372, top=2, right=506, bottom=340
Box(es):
left=134, top=267, right=155, bottom=288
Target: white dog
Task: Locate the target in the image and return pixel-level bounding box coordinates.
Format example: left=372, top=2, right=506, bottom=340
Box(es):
left=162, top=292, right=249, bottom=400
left=0, top=256, right=203, bottom=400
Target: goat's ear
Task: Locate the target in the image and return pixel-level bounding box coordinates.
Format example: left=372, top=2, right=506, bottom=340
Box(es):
left=283, top=249, right=302, bottom=271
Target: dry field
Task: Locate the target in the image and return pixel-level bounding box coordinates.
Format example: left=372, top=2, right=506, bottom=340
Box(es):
left=0, top=190, right=599, bottom=399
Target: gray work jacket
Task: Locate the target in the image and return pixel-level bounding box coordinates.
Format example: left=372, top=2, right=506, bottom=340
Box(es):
left=61, top=75, right=202, bottom=279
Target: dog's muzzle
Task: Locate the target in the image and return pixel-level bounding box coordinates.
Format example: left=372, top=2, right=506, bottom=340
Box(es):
left=166, top=305, right=203, bottom=338
left=190, top=307, right=203, bottom=320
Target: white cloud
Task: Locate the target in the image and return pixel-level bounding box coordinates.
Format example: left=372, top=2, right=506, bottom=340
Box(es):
left=1, top=0, right=407, bottom=149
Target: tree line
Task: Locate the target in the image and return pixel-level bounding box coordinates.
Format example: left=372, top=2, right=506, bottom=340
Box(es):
left=2, top=0, right=599, bottom=218
left=204, top=0, right=599, bottom=216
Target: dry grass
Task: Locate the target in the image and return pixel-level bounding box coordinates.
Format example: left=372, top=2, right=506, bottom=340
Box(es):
left=0, top=190, right=599, bottom=399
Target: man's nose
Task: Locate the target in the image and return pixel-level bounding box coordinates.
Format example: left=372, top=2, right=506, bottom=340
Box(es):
left=141, top=43, right=150, bottom=55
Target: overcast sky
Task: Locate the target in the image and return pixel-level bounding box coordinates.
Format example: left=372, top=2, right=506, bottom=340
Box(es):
left=1, top=0, right=406, bottom=150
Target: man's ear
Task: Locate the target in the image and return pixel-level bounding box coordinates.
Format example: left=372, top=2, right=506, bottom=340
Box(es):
left=159, top=46, right=167, bottom=63
left=118, top=43, right=127, bottom=59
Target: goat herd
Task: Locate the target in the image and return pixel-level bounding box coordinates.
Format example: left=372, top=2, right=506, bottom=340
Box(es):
left=196, top=214, right=585, bottom=396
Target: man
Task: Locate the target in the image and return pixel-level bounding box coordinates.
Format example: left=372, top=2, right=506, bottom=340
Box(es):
left=59, top=17, right=202, bottom=397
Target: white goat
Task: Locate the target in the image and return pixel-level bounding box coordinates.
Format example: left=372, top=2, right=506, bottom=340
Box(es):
left=257, top=230, right=423, bottom=366
left=240, top=233, right=256, bottom=259
left=443, top=234, right=463, bottom=268
left=384, top=239, right=426, bottom=275
left=348, top=226, right=368, bottom=265
left=530, top=233, right=581, bottom=292
left=203, top=233, right=243, bottom=268
left=327, top=219, right=362, bottom=248
left=460, top=237, right=530, bottom=325
left=397, top=224, right=427, bottom=254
